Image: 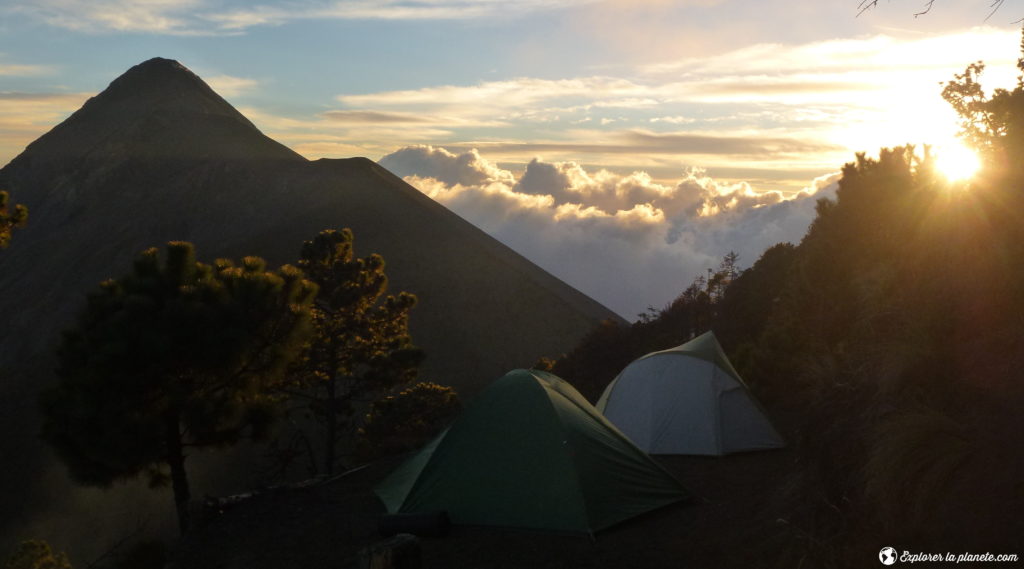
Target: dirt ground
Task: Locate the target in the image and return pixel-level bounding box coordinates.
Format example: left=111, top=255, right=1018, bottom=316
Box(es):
left=168, top=447, right=800, bottom=569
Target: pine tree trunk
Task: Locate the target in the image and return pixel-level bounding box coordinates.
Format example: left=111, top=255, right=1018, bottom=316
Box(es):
left=325, top=374, right=337, bottom=476
left=164, top=411, right=191, bottom=535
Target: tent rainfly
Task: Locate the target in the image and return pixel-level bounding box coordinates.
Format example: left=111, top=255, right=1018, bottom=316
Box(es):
left=375, top=369, right=689, bottom=534
left=597, top=331, right=785, bottom=456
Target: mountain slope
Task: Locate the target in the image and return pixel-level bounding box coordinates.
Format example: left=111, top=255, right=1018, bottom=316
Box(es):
left=0, top=57, right=621, bottom=560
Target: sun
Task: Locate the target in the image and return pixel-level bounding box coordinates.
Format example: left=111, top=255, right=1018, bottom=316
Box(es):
left=933, top=141, right=981, bottom=182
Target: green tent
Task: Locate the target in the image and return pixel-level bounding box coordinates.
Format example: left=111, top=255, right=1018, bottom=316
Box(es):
left=375, top=369, right=689, bottom=534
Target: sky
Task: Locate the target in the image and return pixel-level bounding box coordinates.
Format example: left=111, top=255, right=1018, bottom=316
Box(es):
left=1, top=1, right=1022, bottom=319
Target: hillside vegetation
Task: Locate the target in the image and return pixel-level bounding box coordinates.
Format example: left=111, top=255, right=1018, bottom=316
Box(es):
left=554, top=45, right=1024, bottom=563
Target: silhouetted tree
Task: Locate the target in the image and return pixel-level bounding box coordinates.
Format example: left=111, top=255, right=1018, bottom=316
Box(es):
left=40, top=242, right=316, bottom=534
left=355, top=382, right=460, bottom=461
left=4, top=540, right=71, bottom=569
left=558, top=33, right=1024, bottom=562
left=708, top=251, right=739, bottom=303
left=715, top=243, right=799, bottom=388
left=0, top=190, right=27, bottom=249
left=287, top=228, right=424, bottom=475
left=728, top=38, right=1024, bottom=554
left=551, top=318, right=634, bottom=401
left=553, top=252, right=743, bottom=401
left=942, top=35, right=1024, bottom=190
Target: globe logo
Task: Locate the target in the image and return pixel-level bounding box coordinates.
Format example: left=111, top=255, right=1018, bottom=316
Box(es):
left=879, top=547, right=898, bottom=565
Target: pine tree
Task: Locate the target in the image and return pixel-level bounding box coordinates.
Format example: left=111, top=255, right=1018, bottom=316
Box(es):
left=0, top=190, right=27, bottom=249
left=4, top=540, right=71, bottom=569
left=40, top=242, right=316, bottom=534
left=289, top=228, right=424, bottom=475
left=707, top=251, right=740, bottom=303
left=355, top=382, right=460, bottom=461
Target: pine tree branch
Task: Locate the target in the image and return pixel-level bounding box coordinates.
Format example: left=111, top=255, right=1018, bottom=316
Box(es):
left=856, top=0, right=879, bottom=17
left=914, top=0, right=935, bottom=17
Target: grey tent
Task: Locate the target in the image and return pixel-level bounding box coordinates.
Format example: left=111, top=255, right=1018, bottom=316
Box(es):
left=597, top=331, right=784, bottom=455
left=375, top=369, right=689, bottom=534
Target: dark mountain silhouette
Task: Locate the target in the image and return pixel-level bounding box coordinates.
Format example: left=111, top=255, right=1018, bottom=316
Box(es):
left=0, top=57, right=621, bottom=559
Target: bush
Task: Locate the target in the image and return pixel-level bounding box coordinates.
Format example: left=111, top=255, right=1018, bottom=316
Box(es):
left=355, top=382, right=460, bottom=461
left=5, top=540, right=71, bottom=569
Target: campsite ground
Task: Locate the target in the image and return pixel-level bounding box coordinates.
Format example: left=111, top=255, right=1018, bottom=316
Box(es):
left=169, top=447, right=800, bottom=569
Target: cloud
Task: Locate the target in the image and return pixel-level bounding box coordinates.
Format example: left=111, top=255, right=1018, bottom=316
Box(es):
left=0, top=54, right=54, bottom=81
left=118, top=28, right=1010, bottom=192
left=322, top=110, right=432, bottom=124
left=639, top=28, right=1018, bottom=79
left=335, top=76, right=649, bottom=118
left=622, top=130, right=839, bottom=156
left=625, top=30, right=1020, bottom=112
left=6, top=0, right=600, bottom=34
left=324, top=28, right=1018, bottom=174
left=443, top=130, right=839, bottom=159
left=380, top=145, right=515, bottom=187
left=321, top=109, right=503, bottom=128
left=206, top=0, right=599, bottom=29
left=650, top=116, right=695, bottom=125
left=8, top=0, right=208, bottom=35
left=380, top=145, right=837, bottom=318
left=0, top=91, right=93, bottom=167
left=234, top=106, right=459, bottom=160
left=5, top=23, right=994, bottom=198
left=203, top=74, right=259, bottom=97
left=0, top=63, right=53, bottom=76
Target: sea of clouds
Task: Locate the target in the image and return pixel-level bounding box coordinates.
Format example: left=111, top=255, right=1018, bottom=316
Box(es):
left=380, top=145, right=838, bottom=320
